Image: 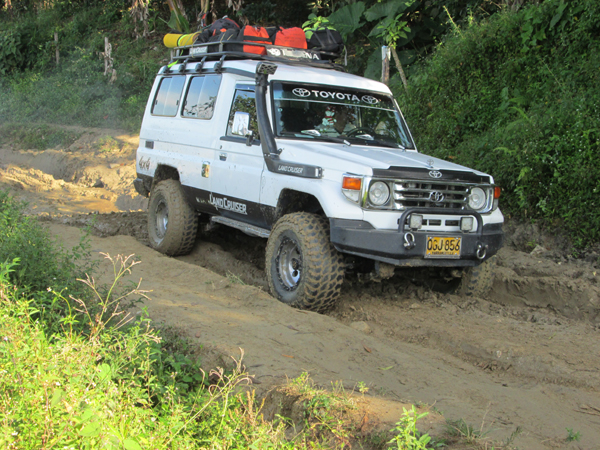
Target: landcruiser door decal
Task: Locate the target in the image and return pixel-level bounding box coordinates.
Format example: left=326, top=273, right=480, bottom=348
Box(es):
left=209, top=193, right=248, bottom=215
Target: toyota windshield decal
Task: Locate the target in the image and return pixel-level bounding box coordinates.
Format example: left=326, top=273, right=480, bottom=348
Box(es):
left=286, top=86, right=387, bottom=107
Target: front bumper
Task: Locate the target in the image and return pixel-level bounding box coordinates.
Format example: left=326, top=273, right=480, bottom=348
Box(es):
left=330, top=211, right=504, bottom=267
left=133, top=174, right=153, bottom=197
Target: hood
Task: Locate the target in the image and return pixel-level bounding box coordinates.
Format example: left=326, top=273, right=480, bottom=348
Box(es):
left=277, top=139, right=492, bottom=183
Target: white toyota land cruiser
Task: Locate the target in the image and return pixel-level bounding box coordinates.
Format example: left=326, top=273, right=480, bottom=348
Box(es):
left=134, top=39, right=504, bottom=312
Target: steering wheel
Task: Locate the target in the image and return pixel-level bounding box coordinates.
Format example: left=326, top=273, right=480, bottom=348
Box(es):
left=346, top=127, right=375, bottom=137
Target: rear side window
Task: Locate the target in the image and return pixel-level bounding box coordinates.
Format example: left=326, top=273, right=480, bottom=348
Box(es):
left=151, top=76, right=185, bottom=116
left=182, top=75, right=222, bottom=119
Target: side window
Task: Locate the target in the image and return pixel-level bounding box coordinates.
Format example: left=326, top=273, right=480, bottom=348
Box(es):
left=226, top=89, right=261, bottom=141
left=151, top=76, right=185, bottom=116
left=182, top=75, right=222, bottom=119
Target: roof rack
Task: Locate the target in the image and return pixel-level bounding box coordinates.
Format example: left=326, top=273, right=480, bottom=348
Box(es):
left=169, top=40, right=347, bottom=72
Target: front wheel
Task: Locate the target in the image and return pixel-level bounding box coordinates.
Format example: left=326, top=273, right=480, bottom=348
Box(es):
left=459, top=256, right=496, bottom=298
left=147, top=179, right=198, bottom=256
left=265, top=213, right=344, bottom=313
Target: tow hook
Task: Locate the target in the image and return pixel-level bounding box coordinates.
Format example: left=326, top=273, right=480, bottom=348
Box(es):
left=476, top=243, right=488, bottom=260
left=403, top=232, right=415, bottom=250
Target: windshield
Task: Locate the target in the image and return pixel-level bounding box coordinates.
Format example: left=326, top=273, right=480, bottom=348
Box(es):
left=272, top=82, right=414, bottom=149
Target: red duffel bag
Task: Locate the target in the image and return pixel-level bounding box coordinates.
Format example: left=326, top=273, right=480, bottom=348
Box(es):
left=241, top=25, right=270, bottom=55
left=273, top=27, right=307, bottom=49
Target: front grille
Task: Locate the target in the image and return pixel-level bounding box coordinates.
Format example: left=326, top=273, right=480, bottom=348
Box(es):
left=393, top=180, right=469, bottom=210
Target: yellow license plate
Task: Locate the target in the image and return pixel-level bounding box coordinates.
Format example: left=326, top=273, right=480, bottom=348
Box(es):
left=425, top=236, right=462, bottom=259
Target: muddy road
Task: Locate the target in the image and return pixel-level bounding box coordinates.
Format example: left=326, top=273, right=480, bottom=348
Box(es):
left=1, top=127, right=599, bottom=449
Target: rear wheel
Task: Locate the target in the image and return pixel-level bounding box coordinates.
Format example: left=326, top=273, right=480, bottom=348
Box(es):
left=265, top=213, right=344, bottom=313
left=459, top=256, right=496, bottom=298
left=147, top=179, right=198, bottom=256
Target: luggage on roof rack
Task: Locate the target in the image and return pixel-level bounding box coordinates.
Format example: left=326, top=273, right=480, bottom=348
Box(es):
left=164, top=19, right=346, bottom=70
left=273, top=27, right=307, bottom=49
left=240, top=25, right=271, bottom=55
left=305, top=27, right=344, bottom=58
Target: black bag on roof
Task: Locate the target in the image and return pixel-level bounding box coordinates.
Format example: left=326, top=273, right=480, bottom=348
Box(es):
left=306, top=27, right=344, bottom=56
left=208, top=28, right=241, bottom=53
left=194, top=28, right=212, bottom=44
left=208, top=17, right=240, bottom=35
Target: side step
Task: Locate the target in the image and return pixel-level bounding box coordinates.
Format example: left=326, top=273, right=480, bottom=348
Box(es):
left=210, top=216, right=271, bottom=239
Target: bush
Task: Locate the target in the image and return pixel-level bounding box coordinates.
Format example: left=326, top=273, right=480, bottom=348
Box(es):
left=0, top=190, right=93, bottom=293
left=398, top=0, right=600, bottom=247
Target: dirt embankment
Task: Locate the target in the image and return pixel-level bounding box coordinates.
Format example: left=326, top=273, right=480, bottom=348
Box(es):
left=1, top=127, right=599, bottom=449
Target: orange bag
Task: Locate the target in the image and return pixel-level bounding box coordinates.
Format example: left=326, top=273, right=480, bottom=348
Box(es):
left=273, top=27, right=307, bottom=49
left=241, top=25, right=270, bottom=55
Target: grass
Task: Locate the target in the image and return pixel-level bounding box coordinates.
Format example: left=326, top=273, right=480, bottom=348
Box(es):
left=0, top=123, right=81, bottom=151
left=94, top=136, right=121, bottom=153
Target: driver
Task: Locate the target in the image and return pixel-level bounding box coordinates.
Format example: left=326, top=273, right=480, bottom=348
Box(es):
left=321, top=104, right=355, bottom=135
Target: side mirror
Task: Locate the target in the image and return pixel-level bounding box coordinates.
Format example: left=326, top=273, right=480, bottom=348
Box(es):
left=232, top=111, right=250, bottom=137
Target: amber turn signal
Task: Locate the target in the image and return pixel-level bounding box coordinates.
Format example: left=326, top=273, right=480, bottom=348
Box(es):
left=342, top=176, right=362, bottom=191
left=494, top=186, right=501, bottom=199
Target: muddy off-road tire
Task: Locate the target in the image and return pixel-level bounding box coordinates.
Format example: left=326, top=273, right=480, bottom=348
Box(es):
left=459, top=256, right=496, bottom=298
left=265, top=213, right=344, bottom=313
left=148, top=179, right=198, bottom=256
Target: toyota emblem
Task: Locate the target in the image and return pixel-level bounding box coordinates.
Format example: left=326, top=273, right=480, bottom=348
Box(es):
left=429, top=191, right=445, bottom=203
left=292, top=88, right=311, bottom=97
left=428, top=170, right=442, bottom=178
left=361, top=95, right=379, bottom=105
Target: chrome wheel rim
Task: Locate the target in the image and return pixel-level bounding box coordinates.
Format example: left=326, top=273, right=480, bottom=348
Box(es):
left=275, top=237, right=302, bottom=291
left=154, top=198, right=168, bottom=240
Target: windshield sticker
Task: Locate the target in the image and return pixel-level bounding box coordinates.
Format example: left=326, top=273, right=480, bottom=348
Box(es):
left=291, top=87, right=380, bottom=104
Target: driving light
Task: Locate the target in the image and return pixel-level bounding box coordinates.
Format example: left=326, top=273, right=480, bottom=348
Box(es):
left=369, top=181, right=390, bottom=206
left=468, top=187, right=486, bottom=210
left=409, top=214, right=423, bottom=230
left=461, top=217, right=475, bottom=232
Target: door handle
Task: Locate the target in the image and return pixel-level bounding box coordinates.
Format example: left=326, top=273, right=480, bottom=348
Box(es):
left=219, top=153, right=227, bottom=161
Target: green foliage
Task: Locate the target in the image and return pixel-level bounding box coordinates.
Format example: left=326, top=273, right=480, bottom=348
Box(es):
left=0, top=123, right=80, bottom=150
left=0, top=239, right=300, bottom=449
left=0, top=190, right=93, bottom=295
left=398, top=0, right=600, bottom=247
left=0, top=39, right=157, bottom=132
left=0, top=260, right=292, bottom=449
left=327, top=1, right=366, bottom=41
left=566, top=428, right=582, bottom=442
left=283, top=372, right=357, bottom=446
left=0, top=29, right=25, bottom=75
left=388, top=405, right=433, bottom=450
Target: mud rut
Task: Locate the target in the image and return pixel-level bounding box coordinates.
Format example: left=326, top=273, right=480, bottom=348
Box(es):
left=1, top=128, right=600, bottom=449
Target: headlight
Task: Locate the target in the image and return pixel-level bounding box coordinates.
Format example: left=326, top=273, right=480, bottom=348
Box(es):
left=468, top=187, right=486, bottom=210
left=368, top=181, right=390, bottom=206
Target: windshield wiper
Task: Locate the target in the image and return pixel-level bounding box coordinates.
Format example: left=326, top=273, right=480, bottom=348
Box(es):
left=347, top=136, right=406, bottom=150
left=299, top=130, right=351, bottom=146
